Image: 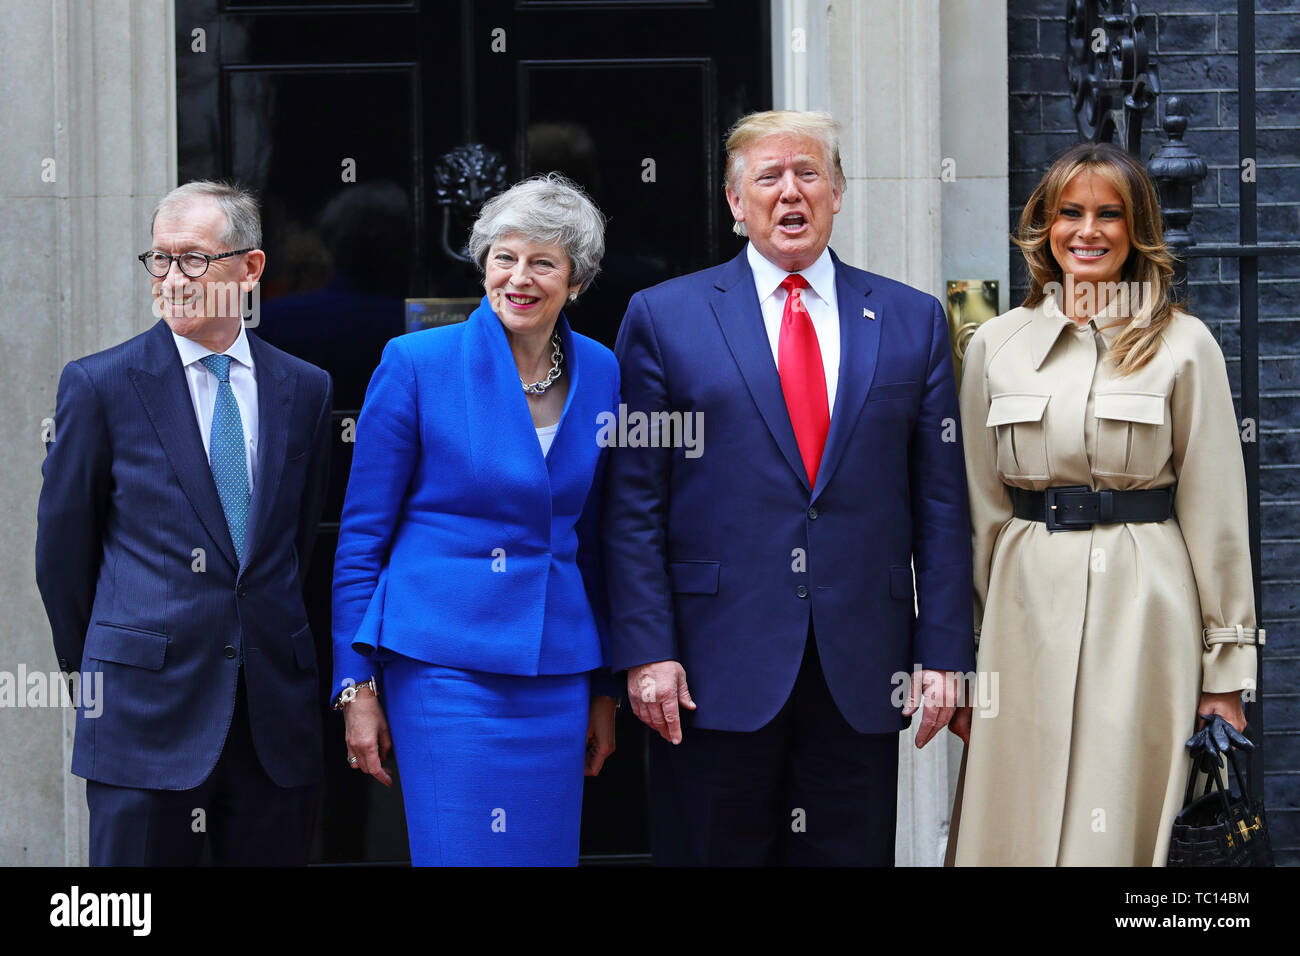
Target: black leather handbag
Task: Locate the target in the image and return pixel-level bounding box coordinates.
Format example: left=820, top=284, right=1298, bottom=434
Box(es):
left=1167, top=716, right=1273, bottom=867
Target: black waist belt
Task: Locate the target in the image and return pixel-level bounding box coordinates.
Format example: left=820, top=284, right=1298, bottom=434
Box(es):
left=1011, top=485, right=1175, bottom=532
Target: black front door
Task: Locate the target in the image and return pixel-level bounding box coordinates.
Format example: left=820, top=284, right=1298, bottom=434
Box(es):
left=175, top=0, right=770, bottom=864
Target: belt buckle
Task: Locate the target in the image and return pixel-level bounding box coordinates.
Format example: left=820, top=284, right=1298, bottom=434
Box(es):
left=1044, top=485, right=1093, bottom=532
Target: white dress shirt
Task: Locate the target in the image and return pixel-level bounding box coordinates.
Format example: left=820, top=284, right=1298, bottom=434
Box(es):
left=172, top=324, right=259, bottom=491
left=746, top=242, right=840, bottom=415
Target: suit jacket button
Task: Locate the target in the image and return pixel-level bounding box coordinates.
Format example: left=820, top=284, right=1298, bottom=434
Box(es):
left=58, top=658, right=69, bottom=670
left=236, top=584, right=247, bottom=598
left=808, top=506, right=819, bottom=520
left=796, top=585, right=809, bottom=598
left=223, top=645, right=237, bottom=659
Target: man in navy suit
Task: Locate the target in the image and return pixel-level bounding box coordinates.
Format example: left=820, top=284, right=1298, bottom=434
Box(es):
left=35, top=181, right=333, bottom=866
left=604, top=111, right=975, bottom=865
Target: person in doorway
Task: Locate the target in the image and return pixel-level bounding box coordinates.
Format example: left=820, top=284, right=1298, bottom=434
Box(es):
left=604, top=110, right=974, bottom=866
left=332, top=173, right=621, bottom=866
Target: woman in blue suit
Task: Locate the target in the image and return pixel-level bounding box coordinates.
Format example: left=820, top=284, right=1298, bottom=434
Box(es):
left=331, top=173, right=621, bottom=866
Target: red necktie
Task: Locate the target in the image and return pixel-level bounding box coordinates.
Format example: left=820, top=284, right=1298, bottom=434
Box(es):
left=777, top=273, right=829, bottom=488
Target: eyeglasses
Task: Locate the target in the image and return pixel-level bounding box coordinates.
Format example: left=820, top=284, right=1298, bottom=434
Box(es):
left=138, top=248, right=254, bottom=279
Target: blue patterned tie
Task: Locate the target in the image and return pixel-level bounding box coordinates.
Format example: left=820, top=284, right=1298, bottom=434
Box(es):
left=199, top=354, right=250, bottom=563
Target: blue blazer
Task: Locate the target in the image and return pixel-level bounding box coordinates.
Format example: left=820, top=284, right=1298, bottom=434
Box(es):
left=603, top=249, right=976, bottom=733
left=331, top=297, right=620, bottom=694
left=35, top=320, right=333, bottom=789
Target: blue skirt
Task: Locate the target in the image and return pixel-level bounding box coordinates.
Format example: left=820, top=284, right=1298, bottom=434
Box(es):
left=381, top=654, right=589, bottom=866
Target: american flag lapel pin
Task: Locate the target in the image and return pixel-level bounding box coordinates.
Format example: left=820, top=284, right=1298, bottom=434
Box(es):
left=863, top=307, right=875, bottom=320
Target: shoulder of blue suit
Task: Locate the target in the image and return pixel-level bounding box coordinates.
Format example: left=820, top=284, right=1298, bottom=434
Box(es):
left=71, top=319, right=331, bottom=397
left=633, top=248, right=941, bottom=313
left=382, top=299, right=618, bottom=381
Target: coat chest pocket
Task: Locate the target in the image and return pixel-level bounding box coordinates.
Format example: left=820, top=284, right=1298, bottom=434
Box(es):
left=986, top=393, right=1050, bottom=480
left=1093, top=390, right=1167, bottom=480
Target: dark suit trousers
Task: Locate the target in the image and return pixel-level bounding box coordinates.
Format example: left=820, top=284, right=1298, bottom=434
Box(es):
left=86, top=669, right=318, bottom=866
left=648, top=629, right=899, bottom=866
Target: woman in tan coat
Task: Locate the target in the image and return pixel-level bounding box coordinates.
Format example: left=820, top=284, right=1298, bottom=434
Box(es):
left=948, top=142, right=1262, bottom=866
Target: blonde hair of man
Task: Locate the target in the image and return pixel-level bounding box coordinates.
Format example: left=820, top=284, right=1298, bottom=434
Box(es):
left=723, top=110, right=846, bottom=237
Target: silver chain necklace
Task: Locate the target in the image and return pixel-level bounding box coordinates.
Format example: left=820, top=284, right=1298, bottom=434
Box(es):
left=521, top=331, right=564, bottom=395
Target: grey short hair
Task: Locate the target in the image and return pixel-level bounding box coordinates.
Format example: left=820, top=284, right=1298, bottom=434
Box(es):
left=151, top=180, right=262, bottom=250
left=468, top=173, right=605, bottom=291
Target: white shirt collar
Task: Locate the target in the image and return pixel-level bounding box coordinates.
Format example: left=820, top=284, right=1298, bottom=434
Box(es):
left=172, top=321, right=254, bottom=370
left=746, top=242, right=835, bottom=304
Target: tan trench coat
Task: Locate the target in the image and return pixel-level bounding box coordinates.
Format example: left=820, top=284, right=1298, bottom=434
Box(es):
left=949, top=296, right=1261, bottom=866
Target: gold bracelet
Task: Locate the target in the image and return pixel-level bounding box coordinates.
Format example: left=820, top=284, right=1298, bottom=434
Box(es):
left=333, top=676, right=378, bottom=711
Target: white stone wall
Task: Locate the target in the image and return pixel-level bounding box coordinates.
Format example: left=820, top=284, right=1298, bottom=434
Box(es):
left=0, top=0, right=175, bottom=865
left=772, top=0, right=1009, bottom=865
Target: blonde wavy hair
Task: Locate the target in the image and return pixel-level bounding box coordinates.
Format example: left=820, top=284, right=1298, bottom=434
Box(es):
left=1015, top=141, right=1182, bottom=375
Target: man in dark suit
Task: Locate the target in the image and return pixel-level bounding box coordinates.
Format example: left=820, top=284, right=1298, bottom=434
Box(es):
left=604, top=111, right=975, bottom=865
left=35, top=181, right=333, bottom=866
